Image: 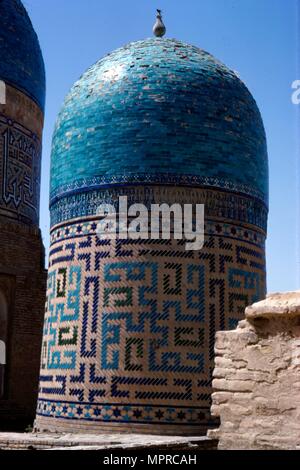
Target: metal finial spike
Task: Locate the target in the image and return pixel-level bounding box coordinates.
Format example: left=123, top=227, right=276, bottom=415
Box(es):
left=153, top=9, right=166, bottom=37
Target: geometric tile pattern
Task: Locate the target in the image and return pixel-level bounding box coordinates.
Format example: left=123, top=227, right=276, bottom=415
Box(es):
left=36, top=400, right=210, bottom=426
left=0, top=114, right=41, bottom=224
left=50, top=174, right=268, bottom=207
left=37, top=218, right=266, bottom=428
left=50, top=185, right=268, bottom=230
left=50, top=218, right=266, bottom=250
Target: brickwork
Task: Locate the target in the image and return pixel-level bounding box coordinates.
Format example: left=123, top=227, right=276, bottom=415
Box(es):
left=0, top=225, right=46, bottom=427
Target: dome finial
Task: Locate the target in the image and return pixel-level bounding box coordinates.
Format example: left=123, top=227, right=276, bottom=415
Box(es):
left=153, top=9, right=166, bottom=37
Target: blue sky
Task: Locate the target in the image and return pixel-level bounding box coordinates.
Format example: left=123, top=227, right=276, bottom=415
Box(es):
left=24, top=0, right=299, bottom=293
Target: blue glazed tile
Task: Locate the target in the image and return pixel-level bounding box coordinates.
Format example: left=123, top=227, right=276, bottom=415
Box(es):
left=0, top=0, right=45, bottom=110
left=49, top=38, right=268, bottom=217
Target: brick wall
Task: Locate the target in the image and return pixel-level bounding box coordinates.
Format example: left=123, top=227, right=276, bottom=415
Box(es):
left=0, top=220, right=47, bottom=429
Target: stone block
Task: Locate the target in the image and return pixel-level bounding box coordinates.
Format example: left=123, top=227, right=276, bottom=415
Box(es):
left=209, top=292, right=300, bottom=449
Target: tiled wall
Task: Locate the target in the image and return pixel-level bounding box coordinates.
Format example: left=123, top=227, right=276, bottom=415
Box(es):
left=36, top=186, right=267, bottom=433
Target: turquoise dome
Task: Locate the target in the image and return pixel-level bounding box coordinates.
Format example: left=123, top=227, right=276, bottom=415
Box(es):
left=50, top=38, right=268, bottom=209
left=0, top=0, right=45, bottom=110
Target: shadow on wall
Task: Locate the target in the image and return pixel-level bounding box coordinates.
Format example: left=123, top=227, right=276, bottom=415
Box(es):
left=0, top=291, right=8, bottom=399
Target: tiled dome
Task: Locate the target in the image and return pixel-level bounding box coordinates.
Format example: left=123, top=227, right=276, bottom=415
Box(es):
left=50, top=37, right=268, bottom=213
left=0, top=0, right=45, bottom=110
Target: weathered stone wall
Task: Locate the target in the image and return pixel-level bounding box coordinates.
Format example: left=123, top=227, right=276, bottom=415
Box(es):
left=209, top=292, right=300, bottom=450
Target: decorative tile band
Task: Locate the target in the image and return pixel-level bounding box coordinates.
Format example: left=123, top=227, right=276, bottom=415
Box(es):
left=50, top=218, right=265, bottom=250
left=36, top=399, right=210, bottom=426
left=50, top=174, right=268, bottom=207
left=50, top=185, right=268, bottom=231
